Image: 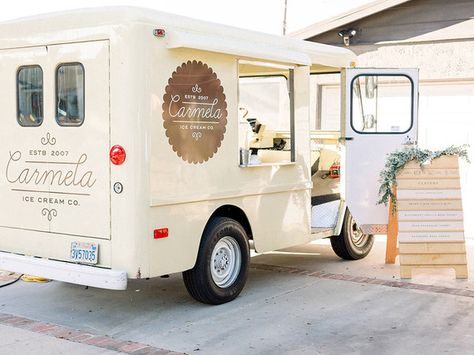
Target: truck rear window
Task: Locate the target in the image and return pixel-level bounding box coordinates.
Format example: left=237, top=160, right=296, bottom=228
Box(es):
left=17, top=65, right=43, bottom=127
left=56, top=63, right=84, bottom=126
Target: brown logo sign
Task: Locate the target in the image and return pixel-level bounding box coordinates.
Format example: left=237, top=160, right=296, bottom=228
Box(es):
left=162, top=60, right=228, bottom=164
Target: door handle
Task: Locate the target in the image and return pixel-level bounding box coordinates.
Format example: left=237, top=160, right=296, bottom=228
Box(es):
left=402, top=135, right=417, bottom=146
left=338, top=137, right=354, bottom=143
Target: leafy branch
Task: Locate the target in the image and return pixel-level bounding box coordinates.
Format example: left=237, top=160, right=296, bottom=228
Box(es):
left=377, top=145, right=470, bottom=213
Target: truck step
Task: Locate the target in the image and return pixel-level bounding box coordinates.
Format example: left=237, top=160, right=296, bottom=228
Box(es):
left=311, top=193, right=340, bottom=206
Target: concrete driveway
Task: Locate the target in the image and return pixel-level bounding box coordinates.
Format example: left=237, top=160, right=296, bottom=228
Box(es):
left=1, top=237, right=474, bottom=354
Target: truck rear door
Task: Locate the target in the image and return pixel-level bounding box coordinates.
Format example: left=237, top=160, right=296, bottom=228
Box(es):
left=342, top=68, right=419, bottom=234
left=0, top=41, right=110, bottom=240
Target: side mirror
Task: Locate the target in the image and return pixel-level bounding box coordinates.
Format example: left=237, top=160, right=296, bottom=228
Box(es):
left=353, top=78, right=361, bottom=98
left=365, top=76, right=377, bottom=99
left=363, top=114, right=376, bottom=130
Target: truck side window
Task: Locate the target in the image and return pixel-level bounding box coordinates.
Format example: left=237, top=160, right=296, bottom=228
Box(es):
left=17, top=65, right=43, bottom=127
left=310, top=73, right=341, bottom=131
left=238, top=73, right=294, bottom=165
left=56, top=63, right=84, bottom=126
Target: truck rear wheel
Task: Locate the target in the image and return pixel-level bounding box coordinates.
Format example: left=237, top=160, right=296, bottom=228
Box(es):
left=330, top=210, right=374, bottom=260
left=183, top=217, right=250, bottom=304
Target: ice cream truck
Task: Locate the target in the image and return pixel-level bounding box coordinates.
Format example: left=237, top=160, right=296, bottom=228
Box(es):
left=0, top=8, right=418, bottom=304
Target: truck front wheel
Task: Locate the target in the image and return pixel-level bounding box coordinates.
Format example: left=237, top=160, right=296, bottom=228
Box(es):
left=330, top=210, right=374, bottom=260
left=183, top=217, right=250, bottom=304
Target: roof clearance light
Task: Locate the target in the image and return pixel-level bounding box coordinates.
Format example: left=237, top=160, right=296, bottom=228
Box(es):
left=154, top=228, right=169, bottom=239
left=153, top=29, right=166, bottom=37
left=110, top=145, right=126, bottom=165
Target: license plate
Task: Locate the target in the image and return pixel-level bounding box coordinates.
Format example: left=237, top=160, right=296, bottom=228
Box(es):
left=70, top=242, right=99, bottom=264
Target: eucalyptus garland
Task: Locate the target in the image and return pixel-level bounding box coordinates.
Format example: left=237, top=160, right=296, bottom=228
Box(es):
left=377, top=145, right=470, bottom=213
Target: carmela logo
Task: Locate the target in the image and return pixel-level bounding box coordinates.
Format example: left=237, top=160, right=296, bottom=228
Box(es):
left=167, top=96, right=223, bottom=121
left=6, top=151, right=96, bottom=188
left=162, top=60, right=228, bottom=164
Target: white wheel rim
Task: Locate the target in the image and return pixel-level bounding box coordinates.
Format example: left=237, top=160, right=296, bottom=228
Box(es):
left=210, top=236, right=242, bottom=288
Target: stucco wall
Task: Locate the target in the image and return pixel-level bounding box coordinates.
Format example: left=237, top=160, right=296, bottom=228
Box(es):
left=352, top=40, right=474, bottom=80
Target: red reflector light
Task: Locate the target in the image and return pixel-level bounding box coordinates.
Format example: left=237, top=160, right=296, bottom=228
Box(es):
left=329, top=164, right=340, bottom=179
left=110, top=145, right=126, bottom=165
left=153, top=28, right=166, bottom=37
left=154, top=228, right=169, bottom=239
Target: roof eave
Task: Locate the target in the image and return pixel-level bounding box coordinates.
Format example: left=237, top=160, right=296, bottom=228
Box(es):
left=289, top=0, right=412, bottom=40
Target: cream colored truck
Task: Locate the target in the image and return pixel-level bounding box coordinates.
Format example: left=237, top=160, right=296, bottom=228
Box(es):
left=0, top=8, right=418, bottom=304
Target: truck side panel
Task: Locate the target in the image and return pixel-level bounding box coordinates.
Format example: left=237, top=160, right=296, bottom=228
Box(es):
left=145, top=40, right=312, bottom=276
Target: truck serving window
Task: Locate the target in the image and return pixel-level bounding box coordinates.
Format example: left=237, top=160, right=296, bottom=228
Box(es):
left=56, top=63, right=84, bottom=126
left=238, top=72, right=294, bottom=165
left=17, top=65, right=43, bottom=127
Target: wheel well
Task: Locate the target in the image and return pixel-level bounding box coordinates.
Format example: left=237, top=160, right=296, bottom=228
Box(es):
left=209, top=205, right=253, bottom=239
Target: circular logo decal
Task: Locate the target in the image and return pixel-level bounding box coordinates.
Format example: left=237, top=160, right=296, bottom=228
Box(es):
left=162, top=60, right=228, bottom=164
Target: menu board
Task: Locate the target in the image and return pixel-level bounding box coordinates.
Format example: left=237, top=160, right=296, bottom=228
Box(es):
left=396, top=156, right=467, bottom=278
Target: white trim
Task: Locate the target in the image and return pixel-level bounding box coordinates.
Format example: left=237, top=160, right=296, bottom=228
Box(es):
left=239, top=162, right=296, bottom=168
left=167, top=30, right=312, bottom=65
left=0, top=251, right=127, bottom=290
left=309, top=228, right=334, bottom=239
left=333, top=200, right=347, bottom=236
left=0, top=7, right=356, bottom=69
left=239, top=60, right=295, bottom=70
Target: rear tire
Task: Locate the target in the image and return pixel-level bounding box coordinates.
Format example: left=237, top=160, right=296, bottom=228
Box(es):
left=183, top=217, right=250, bottom=305
left=330, top=210, right=374, bottom=260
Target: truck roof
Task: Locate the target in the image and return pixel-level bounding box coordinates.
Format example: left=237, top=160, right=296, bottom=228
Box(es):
left=0, top=7, right=355, bottom=70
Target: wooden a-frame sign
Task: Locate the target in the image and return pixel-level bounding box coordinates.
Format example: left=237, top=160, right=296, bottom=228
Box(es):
left=385, top=155, right=468, bottom=278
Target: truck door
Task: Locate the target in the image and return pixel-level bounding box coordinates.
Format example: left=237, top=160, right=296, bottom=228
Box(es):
left=46, top=41, right=110, bottom=239
left=0, top=46, right=50, bottom=233
left=342, top=68, right=418, bottom=233
left=0, top=41, right=110, bottom=240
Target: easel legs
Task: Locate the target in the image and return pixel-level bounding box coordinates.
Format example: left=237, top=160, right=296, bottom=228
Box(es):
left=400, top=265, right=468, bottom=279
left=385, top=196, right=398, bottom=264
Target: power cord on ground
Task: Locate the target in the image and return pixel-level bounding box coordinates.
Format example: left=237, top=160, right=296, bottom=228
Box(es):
left=0, top=274, right=23, bottom=288
left=0, top=274, right=50, bottom=288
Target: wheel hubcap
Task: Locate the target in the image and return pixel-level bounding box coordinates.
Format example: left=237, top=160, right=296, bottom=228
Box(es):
left=210, top=236, right=242, bottom=288
left=349, top=216, right=369, bottom=248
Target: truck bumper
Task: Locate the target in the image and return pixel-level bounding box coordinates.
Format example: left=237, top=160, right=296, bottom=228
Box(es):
left=0, top=251, right=127, bottom=290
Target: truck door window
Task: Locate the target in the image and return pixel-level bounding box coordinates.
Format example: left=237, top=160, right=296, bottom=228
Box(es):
left=56, top=63, right=84, bottom=126
left=351, top=75, right=413, bottom=134
left=17, top=65, right=43, bottom=127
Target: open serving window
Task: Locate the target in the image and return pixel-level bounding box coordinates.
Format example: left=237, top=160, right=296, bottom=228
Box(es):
left=238, top=61, right=295, bottom=166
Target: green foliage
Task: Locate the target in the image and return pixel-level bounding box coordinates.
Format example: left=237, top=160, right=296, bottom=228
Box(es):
left=377, top=145, right=470, bottom=213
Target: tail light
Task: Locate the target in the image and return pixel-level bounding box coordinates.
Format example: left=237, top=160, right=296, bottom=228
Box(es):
left=154, top=228, right=169, bottom=239
left=110, top=145, right=126, bottom=165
